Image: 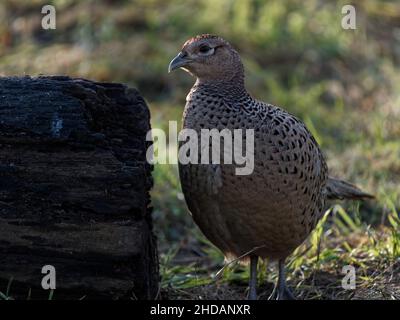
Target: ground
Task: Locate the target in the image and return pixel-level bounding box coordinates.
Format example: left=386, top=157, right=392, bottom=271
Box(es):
left=157, top=205, right=399, bottom=300
left=0, top=0, right=399, bottom=300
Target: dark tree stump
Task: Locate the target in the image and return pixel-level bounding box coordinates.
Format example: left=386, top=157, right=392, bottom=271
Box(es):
left=0, top=76, right=158, bottom=300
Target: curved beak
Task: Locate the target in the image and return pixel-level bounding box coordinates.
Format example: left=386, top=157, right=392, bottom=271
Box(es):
left=168, top=52, right=191, bottom=73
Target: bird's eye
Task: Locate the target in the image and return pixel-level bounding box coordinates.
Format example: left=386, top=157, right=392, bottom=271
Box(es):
left=198, top=45, right=214, bottom=56
left=199, top=45, right=210, bottom=53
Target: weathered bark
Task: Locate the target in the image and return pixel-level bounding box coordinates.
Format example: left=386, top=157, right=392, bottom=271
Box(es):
left=0, top=76, right=158, bottom=299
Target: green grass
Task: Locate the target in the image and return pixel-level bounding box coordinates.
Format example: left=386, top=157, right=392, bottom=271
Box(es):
left=0, top=278, right=57, bottom=300
left=0, top=278, right=14, bottom=300
left=0, top=0, right=399, bottom=299
left=158, top=203, right=399, bottom=299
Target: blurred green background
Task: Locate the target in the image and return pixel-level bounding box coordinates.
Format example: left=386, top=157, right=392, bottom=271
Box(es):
left=0, top=0, right=399, bottom=299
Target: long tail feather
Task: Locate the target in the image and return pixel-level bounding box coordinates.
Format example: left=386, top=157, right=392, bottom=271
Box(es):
left=325, top=177, right=374, bottom=200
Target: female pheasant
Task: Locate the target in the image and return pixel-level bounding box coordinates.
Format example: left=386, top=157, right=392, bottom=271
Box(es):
left=168, top=34, right=373, bottom=300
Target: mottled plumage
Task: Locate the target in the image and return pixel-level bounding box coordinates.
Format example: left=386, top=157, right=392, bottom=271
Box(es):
left=180, top=82, right=328, bottom=261
left=169, top=34, right=373, bottom=299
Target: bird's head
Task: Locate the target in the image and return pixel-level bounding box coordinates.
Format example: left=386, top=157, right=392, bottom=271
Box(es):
left=168, top=34, right=244, bottom=83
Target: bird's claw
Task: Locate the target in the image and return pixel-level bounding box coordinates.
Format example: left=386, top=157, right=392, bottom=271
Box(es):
left=268, top=285, right=296, bottom=300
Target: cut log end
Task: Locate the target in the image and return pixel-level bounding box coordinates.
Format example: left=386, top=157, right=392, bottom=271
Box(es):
left=0, top=76, right=158, bottom=299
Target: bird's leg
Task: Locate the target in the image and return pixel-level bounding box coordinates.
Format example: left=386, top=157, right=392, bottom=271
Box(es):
left=269, top=259, right=296, bottom=300
left=248, top=255, right=258, bottom=300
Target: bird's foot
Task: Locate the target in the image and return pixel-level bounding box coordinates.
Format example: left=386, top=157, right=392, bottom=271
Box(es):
left=268, top=285, right=296, bottom=300
left=268, top=258, right=297, bottom=300
left=277, top=286, right=296, bottom=300
left=248, top=289, right=257, bottom=300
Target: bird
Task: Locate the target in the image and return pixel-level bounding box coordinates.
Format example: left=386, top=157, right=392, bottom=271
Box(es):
left=168, top=34, right=373, bottom=300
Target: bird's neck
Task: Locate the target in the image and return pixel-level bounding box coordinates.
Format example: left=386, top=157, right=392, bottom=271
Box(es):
left=194, top=76, right=251, bottom=102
